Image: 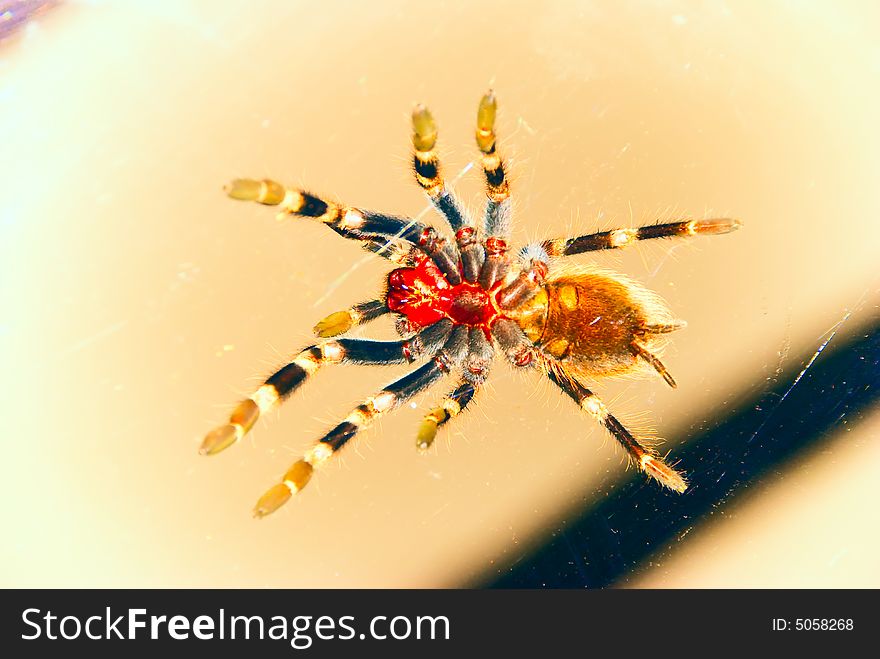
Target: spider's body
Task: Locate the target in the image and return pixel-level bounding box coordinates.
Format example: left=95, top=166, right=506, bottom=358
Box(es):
left=201, top=92, right=740, bottom=518
left=386, top=256, right=502, bottom=334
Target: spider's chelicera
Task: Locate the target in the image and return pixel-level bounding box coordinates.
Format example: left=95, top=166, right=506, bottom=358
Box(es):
left=201, top=92, right=741, bottom=518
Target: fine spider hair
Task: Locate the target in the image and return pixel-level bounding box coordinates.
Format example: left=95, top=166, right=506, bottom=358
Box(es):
left=201, top=91, right=741, bottom=518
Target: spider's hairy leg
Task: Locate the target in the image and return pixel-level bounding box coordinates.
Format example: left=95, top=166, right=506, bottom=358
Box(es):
left=455, top=225, right=485, bottom=283
left=226, top=178, right=341, bottom=223
left=411, top=104, right=472, bottom=234
left=226, top=177, right=430, bottom=252
left=416, top=380, right=477, bottom=450
left=541, top=218, right=742, bottom=257
left=200, top=321, right=452, bottom=456
left=547, top=368, right=688, bottom=493
left=313, top=300, right=388, bottom=338
left=253, top=327, right=468, bottom=518
left=226, top=177, right=463, bottom=282
left=200, top=343, right=340, bottom=456
left=493, top=318, right=535, bottom=367
left=417, top=327, right=491, bottom=450
left=464, top=327, right=494, bottom=385
left=475, top=90, right=512, bottom=237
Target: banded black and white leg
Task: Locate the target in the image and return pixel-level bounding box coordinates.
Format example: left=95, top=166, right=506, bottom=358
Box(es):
left=224, top=177, right=461, bottom=282
left=476, top=90, right=513, bottom=289
left=200, top=320, right=453, bottom=456
left=541, top=218, right=742, bottom=258
left=547, top=367, right=687, bottom=493
left=416, top=380, right=477, bottom=450
left=491, top=319, right=685, bottom=490
left=416, top=327, right=493, bottom=449
left=411, top=103, right=482, bottom=283
left=253, top=326, right=469, bottom=517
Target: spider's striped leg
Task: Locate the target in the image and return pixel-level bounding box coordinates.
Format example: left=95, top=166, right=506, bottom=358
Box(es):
left=200, top=321, right=453, bottom=456
left=475, top=90, right=512, bottom=238
left=226, top=178, right=427, bottom=245
left=411, top=104, right=480, bottom=284
left=475, top=91, right=513, bottom=289
left=417, top=327, right=492, bottom=449
left=541, top=218, right=742, bottom=257
left=474, top=91, right=513, bottom=287
left=411, top=104, right=472, bottom=234
left=313, top=300, right=388, bottom=338
left=547, top=367, right=688, bottom=493
left=225, top=178, right=461, bottom=281
left=253, top=326, right=469, bottom=518
left=416, top=380, right=477, bottom=450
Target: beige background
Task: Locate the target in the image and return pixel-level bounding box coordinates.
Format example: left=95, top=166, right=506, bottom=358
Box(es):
left=1, top=1, right=878, bottom=587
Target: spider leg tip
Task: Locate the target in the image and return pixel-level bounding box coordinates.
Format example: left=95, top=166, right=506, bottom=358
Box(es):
left=411, top=104, right=438, bottom=151
left=252, top=483, right=293, bottom=519
left=416, top=424, right=438, bottom=452
left=199, top=424, right=239, bottom=456
left=225, top=178, right=261, bottom=201
left=313, top=311, right=354, bottom=337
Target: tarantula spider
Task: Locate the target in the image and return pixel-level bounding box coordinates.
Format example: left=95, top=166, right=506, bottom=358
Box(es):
left=201, top=91, right=740, bottom=518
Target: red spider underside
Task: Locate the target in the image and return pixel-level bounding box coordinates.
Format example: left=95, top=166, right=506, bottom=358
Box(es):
left=386, top=257, right=505, bottom=334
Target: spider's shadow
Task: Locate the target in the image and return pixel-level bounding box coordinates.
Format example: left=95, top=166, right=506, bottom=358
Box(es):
left=488, top=318, right=880, bottom=588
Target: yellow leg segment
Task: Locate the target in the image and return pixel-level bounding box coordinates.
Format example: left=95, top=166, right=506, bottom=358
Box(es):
left=411, top=104, right=444, bottom=196
left=475, top=90, right=510, bottom=203
left=416, top=381, right=477, bottom=450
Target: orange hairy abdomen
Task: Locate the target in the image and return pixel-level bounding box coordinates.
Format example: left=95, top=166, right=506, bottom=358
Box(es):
left=510, top=268, right=671, bottom=378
